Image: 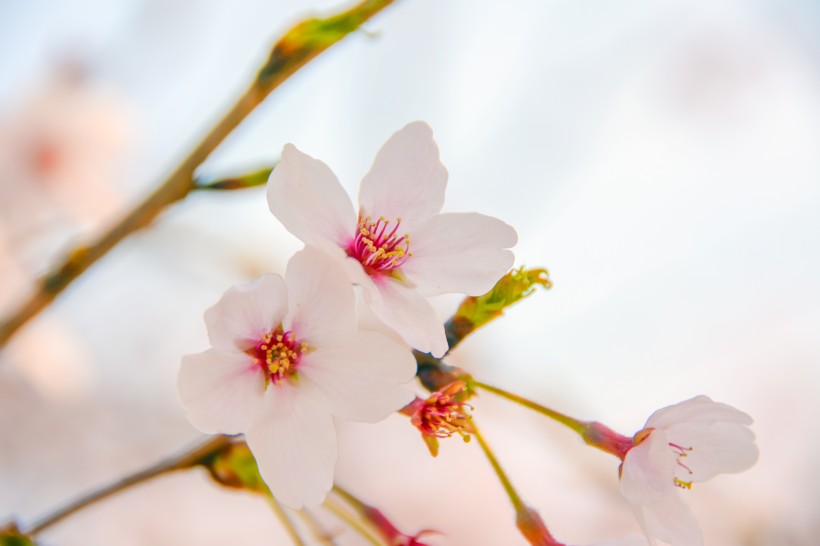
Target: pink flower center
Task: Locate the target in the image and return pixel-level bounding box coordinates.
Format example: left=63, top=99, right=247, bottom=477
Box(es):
left=346, top=215, right=411, bottom=276
left=246, top=327, right=308, bottom=385
left=411, top=381, right=474, bottom=440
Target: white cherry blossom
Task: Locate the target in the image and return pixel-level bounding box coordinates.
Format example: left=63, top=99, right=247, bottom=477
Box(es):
left=267, top=121, right=517, bottom=357
left=178, top=247, right=416, bottom=508
left=619, top=396, right=759, bottom=546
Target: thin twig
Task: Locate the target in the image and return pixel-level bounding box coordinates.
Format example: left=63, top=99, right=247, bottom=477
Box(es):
left=472, top=421, right=525, bottom=512
left=0, top=0, right=396, bottom=348
left=473, top=381, right=587, bottom=435
left=26, top=435, right=231, bottom=535
left=324, top=498, right=385, bottom=546
left=298, top=508, right=340, bottom=546
left=266, top=495, right=308, bottom=546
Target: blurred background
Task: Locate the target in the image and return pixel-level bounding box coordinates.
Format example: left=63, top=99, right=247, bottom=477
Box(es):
left=1, top=0, right=819, bottom=544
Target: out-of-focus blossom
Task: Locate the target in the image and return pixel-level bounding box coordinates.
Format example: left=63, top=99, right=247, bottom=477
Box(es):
left=619, top=396, right=759, bottom=546
left=267, top=121, right=517, bottom=357
left=178, top=247, right=416, bottom=508
left=0, top=64, right=134, bottom=267
left=4, top=316, right=96, bottom=402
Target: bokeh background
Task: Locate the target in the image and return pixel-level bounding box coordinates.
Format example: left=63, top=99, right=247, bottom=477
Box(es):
left=1, top=0, right=819, bottom=544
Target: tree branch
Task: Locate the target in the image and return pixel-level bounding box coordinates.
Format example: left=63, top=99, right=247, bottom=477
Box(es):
left=25, top=435, right=231, bottom=535
left=0, top=0, right=397, bottom=348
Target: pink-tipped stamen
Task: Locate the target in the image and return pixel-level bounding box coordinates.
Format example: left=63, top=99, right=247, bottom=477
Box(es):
left=246, top=327, right=308, bottom=385
left=346, top=215, right=411, bottom=276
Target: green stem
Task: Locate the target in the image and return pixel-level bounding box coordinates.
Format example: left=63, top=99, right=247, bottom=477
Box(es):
left=265, top=495, right=308, bottom=546
left=297, top=508, right=339, bottom=546
left=26, top=435, right=231, bottom=535
left=324, top=498, right=385, bottom=546
left=0, top=0, right=397, bottom=348
left=474, top=381, right=587, bottom=435
left=331, top=484, right=364, bottom=511
left=472, top=422, right=525, bottom=512
left=474, top=381, right=633, bottom=459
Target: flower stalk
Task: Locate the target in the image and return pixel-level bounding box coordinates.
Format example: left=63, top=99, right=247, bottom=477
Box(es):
left=297, top=509, right=339, bottom=546
left=472, top=423, right=525, bottom=513
left=473, top=423, right=563, bottom=546
left=474, top=381, right=633, bottom=459
left=266, top=495, right=308, bottom=546
left=334, top=484, right=436, bottom=546
left=323, top=498, right=384, bottom=546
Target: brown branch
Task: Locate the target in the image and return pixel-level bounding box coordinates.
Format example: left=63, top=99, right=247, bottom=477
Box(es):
left=0, top=0, right=396, bottom=348
left=25, top=435, right=232, bottom=535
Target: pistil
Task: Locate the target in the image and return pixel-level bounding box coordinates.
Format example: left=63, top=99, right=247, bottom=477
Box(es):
left=346, top=214, right=411, bottom=276
left=246, top=327, right=308, bottom=385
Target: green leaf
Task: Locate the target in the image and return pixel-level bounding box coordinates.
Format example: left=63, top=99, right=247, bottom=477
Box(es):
left=195, top=166, right=276, bottom=191
left=446, top=267, right=552, bottom=348
left=260, top=0, right=394, bottom=81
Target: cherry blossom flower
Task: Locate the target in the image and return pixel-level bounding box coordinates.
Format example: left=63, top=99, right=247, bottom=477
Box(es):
left=267, top=122, right=517, bottom=357
left=406, top=380, right=474, bottom=456
left=618, top=396, right=759, bottom=546
left=178, top=247, right=416, bottom=508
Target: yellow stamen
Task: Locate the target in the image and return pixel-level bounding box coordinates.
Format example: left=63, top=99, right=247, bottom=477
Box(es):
left=674, top=478, right=693, bottom=490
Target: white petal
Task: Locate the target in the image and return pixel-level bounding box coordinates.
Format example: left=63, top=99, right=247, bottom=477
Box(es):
left=245, top=381, right=337, bottom=509
left=646, top=395, right=753, bottom=430
left=204, top=274, right=288, bottom=351
left=620, top=430, right=676, bottom=505
left=358, top=122, right=447, bottom=233
left=629, top=505, right=659, bottom=546
left=362, top=276, right=449, bottom=357
left=666, top=422, right=759, bottom=482
left=300, top=330, right=416, bottom=422
left=267, top=143, right=356, bottom=251
left=636, top=493, right=703, bottom=546
left=284, top=247, right=357, bottom=348
left=178, top=349, right=266, bottom=434
left=401, top=212, right=517, bottom=296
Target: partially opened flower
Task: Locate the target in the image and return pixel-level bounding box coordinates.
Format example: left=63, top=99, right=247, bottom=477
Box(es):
left=267, top=122, right=517, bottom=357
left=406, top=380, right=474, bottom=457
left=619, top=396, right=759, bottom=546
left=178, top=247, right=416, bottom=508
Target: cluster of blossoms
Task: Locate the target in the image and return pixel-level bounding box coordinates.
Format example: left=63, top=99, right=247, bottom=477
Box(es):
left=179, top=122, right=516, bottom=507
left=178, top=122, right=758, bottom=545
